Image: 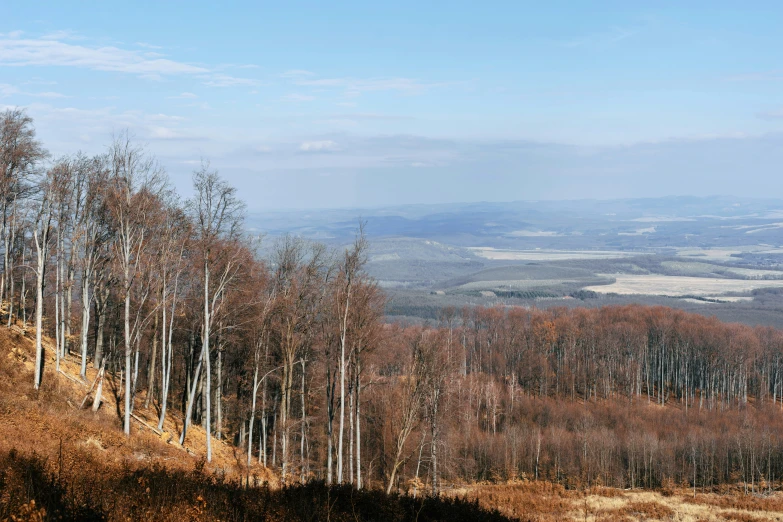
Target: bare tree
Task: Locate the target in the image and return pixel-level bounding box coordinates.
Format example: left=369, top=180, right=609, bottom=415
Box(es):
left=181, top=162, right=244, bottom=461
left=271, top=237, right=326, bottom=482
left=107, top=131, right=166, bottom=436
left=155, top=205, right=190, bottom=431
left=336, top=225, right=367, bottom=483
left=72, top=153, right=110, bottom=378
left=31, top=166, right=55, bottom=389
left=0, top=109, right=47, bottom=318
left=386, top=329, right=428, bottom=494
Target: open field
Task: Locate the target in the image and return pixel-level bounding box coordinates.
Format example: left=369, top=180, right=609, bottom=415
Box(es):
left=457, top=278, right=611, bottom=292
left=468, top=248, right=641, bottom=261
left=584, top=274, right=783, bottom=297
left=456, top=482, right=783, bottom=521
left=253, top=197, right=783, bottom=328
left=675, top=246, right=783, bottom=263
left=681, top=296, right=755, bottom=304
left=660, top=260, right=783, bottom=279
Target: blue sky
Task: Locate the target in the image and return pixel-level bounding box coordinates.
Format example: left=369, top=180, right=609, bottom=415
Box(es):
left=3, top=1, right=783, bottom=209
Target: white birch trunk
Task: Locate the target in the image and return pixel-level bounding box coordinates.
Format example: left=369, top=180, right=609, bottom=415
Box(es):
left=203, top=261, right=212, bottom=462
left=123, top=286, right=131, bottom=435
left=33, top=233, right=46, bottom=389
left=180, top=341, right=205, bottom=445
left=79, top=269, right=90, bottom=378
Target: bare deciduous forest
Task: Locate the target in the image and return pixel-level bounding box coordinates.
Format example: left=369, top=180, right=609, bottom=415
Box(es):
left=6, top=108, right=783, bottom=520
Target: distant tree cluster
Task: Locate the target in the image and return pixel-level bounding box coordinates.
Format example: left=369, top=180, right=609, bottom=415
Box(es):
left=4, top=109, right=783, bottom=494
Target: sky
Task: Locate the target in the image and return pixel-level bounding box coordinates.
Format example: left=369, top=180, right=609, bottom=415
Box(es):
left=2, top=1, right=783, bottom=209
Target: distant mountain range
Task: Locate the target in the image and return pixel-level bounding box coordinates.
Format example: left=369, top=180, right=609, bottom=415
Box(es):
left=247, top=196, right=783, bottom=251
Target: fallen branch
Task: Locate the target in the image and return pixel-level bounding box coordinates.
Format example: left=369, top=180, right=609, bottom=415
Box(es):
left=80, top=365, right=105, bottom=409
left=58, top=369, right=85, bottom=386
left=131, top=412, right=162, bottom=435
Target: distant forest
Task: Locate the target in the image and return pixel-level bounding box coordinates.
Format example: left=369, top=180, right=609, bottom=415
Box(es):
left=3, top=108, right=783, bottom=494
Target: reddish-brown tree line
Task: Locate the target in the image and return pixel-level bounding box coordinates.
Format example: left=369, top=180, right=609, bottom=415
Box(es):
left=7, top=109, right=783, bottom=494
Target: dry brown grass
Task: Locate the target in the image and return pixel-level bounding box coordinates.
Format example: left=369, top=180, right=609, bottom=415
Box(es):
left=454, top=481, right=575, bottom=520
left=450, top=484, right=783, bottom=522
left=682, top=491, right=783, bottom=512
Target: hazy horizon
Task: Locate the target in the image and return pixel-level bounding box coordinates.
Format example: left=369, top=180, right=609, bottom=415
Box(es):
left=5, top=2, right=783, bottom=209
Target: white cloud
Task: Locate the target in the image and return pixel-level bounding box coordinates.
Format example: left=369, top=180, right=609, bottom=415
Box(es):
left=291, top=75, right=448, bottom=97
left=0, top=33, right=260, bottom=87
left=0, top=83, right=67, bottom=98
left=0, top=84, right=19, bottom=96
left=284, top=93, right=315, bottom=102
left=0, top=36, right=208, bottom=75
left=31, top=91, right=67, bottom=98
left=281, top=69, right=316, bottom=78
left=148, top=126, right=185, bottom=139
left=40, top=30, right=84, bottom=41
left=145, top=113, right=186, bottom=122
left=331, top=112, right=411, bottom=121
left=299, top=140, right=338, bottom=152
left=201, top=74, right=261, bottom=87
left=169, top=92, right=198, bottom=99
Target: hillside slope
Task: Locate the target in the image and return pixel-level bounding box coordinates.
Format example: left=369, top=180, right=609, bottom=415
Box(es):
left=0, top=324, right=512, bottom=521
left=0, top=323, right=272, bottom=481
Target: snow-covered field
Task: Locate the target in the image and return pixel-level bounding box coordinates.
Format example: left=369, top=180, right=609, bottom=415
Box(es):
left=468, top=248, right=638, bottom=261
left=584, top=274, right=783, bottom=297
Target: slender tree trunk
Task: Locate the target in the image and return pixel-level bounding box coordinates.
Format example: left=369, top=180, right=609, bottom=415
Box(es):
left=93, top=284, right=107, bottom=370
left=6, top=235, right=14, bottom=328
left=248, top=358, right=259, bottom=465
left=338, top=303, right=348, bottom=482
left=180, top=341, right=205, bottom=445
left=124, top=287, right=131, bottom=435
left=280, top=352, right=291, bottom=482
left=272, top=409, right=277, bottom=467
left=158, top=275, right=178, bottom=431
left=66, top=261, right=74, bottom=355
left=356, top=367, right=362, bottom=490
left=20, top=245, right=26, bottom=331
left=349, top=379, right=354, bottom=485
left=144, top=310, right=159, bottom=409
left=0, top=209, right=7, bottom=321
left=92, top=361, right=105, bottom=412
left=54, top=229, right=61, bottom=372
left=216, top=344, right=222, bottom=441
left=301, top=358, right=307, bottom=484
left=59, top=232, right=66, bottom=359
left=203, top=260, right=212, bottom=462
left=260, top=381, right=268, bottom=466
left=33, top=245, right=45, bottom=389
left=327, top=366, right=335, bottom=485
left=79, top=268, right=91, bottom=379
